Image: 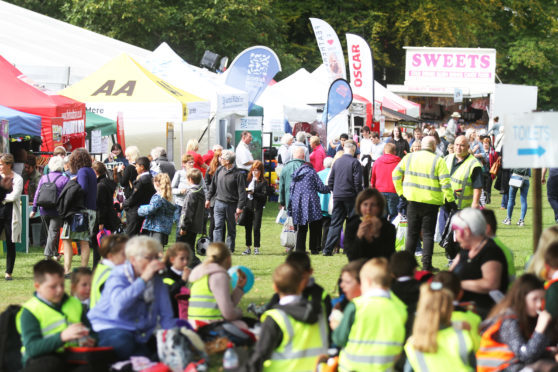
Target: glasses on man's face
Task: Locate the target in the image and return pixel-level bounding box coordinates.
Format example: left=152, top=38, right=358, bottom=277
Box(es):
left=142, top=255, right=159, bottom=261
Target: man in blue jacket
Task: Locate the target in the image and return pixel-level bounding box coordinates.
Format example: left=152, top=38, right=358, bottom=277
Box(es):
left=322, top=140, right=362, bottom=256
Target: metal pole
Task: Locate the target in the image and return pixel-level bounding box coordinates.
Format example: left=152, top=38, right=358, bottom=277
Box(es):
left=533, top=168, right=542, bottom=253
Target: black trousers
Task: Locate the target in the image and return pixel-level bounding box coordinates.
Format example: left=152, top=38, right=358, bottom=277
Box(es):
left=125, top=208, right=143, bottom=237
left=0, top=211, right=15, bottom=274
left=295, top=219, right=322, bottom=253
left=176, top=230, right=200, bottom=267
left=321, top=216, right=331, bottom=251
left=245, top=208, right=263, bottom=247
left=405, top=201, right=439, bottom=269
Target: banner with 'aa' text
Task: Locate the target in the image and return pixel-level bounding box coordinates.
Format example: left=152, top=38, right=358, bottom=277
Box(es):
left=346, top=33, right=374, bottom=106
left=224, top=46, right=281, bottom=110
left=310, top=18, right=346, bottom=82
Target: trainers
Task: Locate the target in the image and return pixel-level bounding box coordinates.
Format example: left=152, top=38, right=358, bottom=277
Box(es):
left=254, top=247, right=260, bottom=255
left=415, top=250, right=423, bottom=257
left=242, top=247, right=251, bottom=255
left=502, top=218, right=511, bottom=225
left=517, top=219, right=525, bottom=226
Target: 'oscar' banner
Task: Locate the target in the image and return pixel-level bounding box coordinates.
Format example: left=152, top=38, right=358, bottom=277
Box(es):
left=310, top=18, right=346, bottom=82
left=346, top=33, right=374, bottom=110
left=225, top=46, right=281, bottom=110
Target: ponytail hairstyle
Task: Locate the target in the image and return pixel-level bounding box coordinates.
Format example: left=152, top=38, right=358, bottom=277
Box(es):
left=204, top=242, right=231, bottom=268
left=153, top=173, right=173, bottom=202
left=164, top=242, right=192, bottom=267
left=411, top=282, right=454, bottom=353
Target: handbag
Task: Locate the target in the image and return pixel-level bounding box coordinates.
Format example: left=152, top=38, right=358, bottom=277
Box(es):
left=440, top=208, right=460, bottom=260
left=70, top=211, right=89, bottom=233
left=509, top=173, right=524, bottom=188
left=236, top=208, right=254, bottom=226
left=489, top=157, right=501, bottom=176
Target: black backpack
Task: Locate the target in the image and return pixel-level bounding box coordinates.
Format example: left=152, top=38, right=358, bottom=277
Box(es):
left=36, top=173, right=62, bottom=209
left=0, top=305, right=22, bottom=372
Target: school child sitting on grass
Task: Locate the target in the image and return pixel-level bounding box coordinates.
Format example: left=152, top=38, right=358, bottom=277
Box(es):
left=16, top=260, right=95, bottom=372
left=331, top=257, right=407, bottom=372
left=244, top=262, right=328, bottom=372
left=266, top=252, right=332, bottom=323
left=433, top=271, right=482, bottom=351
left=404, top=282, right=476, bottom=372
left=71, top=267, right=92, bottom=309
left=162, top=242, right=192, bottom=318
left=90, top=234, right=128, bottom=309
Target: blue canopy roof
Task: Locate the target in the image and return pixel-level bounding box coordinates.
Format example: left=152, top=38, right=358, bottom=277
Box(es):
left=0, top=105, right=41, bottom=137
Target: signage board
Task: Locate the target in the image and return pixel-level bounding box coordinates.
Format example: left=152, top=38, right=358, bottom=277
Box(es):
left=404, top=47, right=496, bottom=87
left=503, top=112, right=558, bottom=168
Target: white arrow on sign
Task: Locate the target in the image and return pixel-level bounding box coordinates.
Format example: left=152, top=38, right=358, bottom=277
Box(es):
left=503, top=112, right=558, bottom=168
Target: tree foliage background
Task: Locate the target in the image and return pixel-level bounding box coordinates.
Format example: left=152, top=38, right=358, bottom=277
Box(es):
left=9, top=0, right=558, bottom=109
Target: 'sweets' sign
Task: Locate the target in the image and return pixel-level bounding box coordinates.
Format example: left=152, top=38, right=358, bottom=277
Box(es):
left=404, top=47, right=496, bottom=86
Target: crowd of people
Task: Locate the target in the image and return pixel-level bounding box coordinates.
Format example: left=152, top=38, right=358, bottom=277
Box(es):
left=5, top=117, right=558, bottom=371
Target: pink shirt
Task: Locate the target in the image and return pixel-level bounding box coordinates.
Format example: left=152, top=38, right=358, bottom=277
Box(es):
left=309, top=145, right=326, bottom=172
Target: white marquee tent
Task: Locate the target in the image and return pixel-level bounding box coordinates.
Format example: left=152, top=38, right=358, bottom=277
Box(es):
left=0, top=0, right=152, bottom=90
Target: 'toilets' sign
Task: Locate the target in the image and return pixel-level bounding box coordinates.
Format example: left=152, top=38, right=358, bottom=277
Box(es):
left=503, top=112, right=558, bottom=168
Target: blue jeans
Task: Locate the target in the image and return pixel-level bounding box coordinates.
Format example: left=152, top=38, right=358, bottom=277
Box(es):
left=501, top=193, right=509, bottom=208
left=382, top=192, right=399, bottom=222
left=97, top=328, right=151, bottom=360
left=213, top=200, right=237, bottom=252
left=507, top=180, right=529, bottom=221
left=323, top=199, right=354, bottom=254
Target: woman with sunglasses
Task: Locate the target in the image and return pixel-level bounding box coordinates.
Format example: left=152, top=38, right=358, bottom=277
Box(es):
left=450, top=208, right=509, bottom=319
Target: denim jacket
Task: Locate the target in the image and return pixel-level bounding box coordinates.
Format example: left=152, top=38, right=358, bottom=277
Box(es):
left=138, top=193, right=176, bottom=235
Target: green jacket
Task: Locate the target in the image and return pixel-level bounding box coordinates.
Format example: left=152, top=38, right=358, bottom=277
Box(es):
left=278, top=159, right=305, bottom=208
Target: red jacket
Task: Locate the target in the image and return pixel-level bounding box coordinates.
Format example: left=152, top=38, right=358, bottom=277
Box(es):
left=371, top=153, right=400, bottom=193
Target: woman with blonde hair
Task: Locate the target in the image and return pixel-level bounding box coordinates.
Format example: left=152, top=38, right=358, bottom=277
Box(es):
left=138, top=173, right=176, bottom=247
left=186, top=138, right=208, bottom=175
left=405, top=282, right=476, bottom=371
left=526, top=225, right=558, bottom=279
left=188, top=242, right=246, bottom=327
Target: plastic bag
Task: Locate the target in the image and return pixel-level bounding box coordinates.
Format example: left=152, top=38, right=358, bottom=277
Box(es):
left=275, top=208, right=288, bottom=225
left=280, top=217, right=296, bottom=248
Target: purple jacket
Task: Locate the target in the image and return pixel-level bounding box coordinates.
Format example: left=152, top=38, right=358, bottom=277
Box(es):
left=88, top=261, right=176, bottom=342
left=77, top=167, right=97, bottom=210
left=32, top=171, right=69, bottom=217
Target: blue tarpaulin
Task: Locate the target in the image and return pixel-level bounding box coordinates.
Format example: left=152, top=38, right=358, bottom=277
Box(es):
left=0, top=105, right=41, bottom=137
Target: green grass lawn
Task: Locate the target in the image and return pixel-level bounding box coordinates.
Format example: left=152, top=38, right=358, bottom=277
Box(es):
left=1, top=189, right=555, bottom=311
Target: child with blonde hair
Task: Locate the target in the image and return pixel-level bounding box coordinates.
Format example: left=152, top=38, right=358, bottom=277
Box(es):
left=162, top=242, right=192, bottom=317
left=332, top=258, right=407, bottom=371
left=188, top=242, right=246, bottom=328
left=405, top=282, right=475, bottom=372
left=138, top=172, right=176, bottom=247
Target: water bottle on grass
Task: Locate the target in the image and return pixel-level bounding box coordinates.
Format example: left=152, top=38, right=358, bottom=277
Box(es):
left=223, top=342, right=239, bottom=370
